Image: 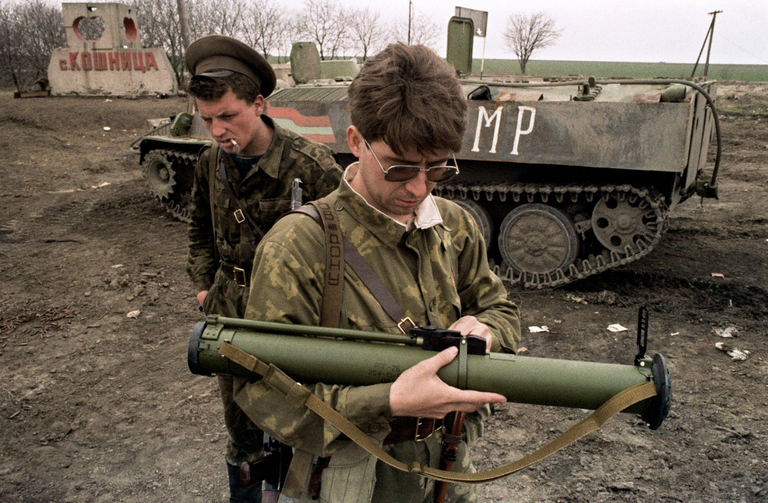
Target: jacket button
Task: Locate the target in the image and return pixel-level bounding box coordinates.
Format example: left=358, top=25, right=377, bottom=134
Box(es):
left=369, top=424, right=381, bottom=433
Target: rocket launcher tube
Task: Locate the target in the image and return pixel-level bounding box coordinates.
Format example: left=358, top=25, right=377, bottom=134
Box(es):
left=189, top=315, right=670, bottom=429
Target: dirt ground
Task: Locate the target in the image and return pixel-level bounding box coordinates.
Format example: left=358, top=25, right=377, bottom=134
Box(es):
left=1, top=83, right=767, bottom=503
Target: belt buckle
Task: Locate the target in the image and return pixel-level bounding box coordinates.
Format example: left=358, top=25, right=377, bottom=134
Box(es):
left=233, top=209, right=246, bottom=224
left=414, top=417, right=437, bottom=442
left=397, top=317, right=415, bottom=335
left=233, top=266, right=248, bottom=287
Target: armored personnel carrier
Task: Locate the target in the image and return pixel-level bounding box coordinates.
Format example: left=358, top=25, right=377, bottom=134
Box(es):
left=137, top=44, right=720, bottom=288
left=266, top=76, right=720, bottom=288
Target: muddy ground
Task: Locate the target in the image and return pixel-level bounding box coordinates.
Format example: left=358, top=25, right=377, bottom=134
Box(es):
left=1, top=83, right=767, bottom=502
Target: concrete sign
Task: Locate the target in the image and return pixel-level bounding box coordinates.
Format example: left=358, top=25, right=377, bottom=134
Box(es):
left=48, top=2, right=177, bottom=96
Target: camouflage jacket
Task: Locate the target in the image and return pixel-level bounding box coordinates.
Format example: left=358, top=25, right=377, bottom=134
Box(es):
left=186, top=115, right=342, bottom=317
left=234, top=164, right=520, bottom=500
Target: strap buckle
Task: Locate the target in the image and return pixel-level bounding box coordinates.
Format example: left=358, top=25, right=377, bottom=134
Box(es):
left=397, top=317, right=415, bottom=335
left=233, top=208, right=246, bottom=224
left=414, top=417, right=437, bottom=442
left=233, top=266, right=248, bottom=287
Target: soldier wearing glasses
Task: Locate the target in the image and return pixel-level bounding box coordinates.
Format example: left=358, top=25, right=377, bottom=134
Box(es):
left=235, top=43, right=520, bottom=503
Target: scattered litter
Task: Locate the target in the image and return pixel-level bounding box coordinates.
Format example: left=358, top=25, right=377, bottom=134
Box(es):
left=111, top=264, right=124, bottom=269
left=46, top=181, right=112, bottom=194
left=104, top=99, right=112, bottom=102
left=711, top=272, right=725, bottom=278
left=103, top=126, right=111, bottom=131
left=126, top=310, right=141, bottom=319
left=565, top=293, right=588, bottom=305
left=607, top=324, right=628, bottom=333
left=670, top=332, right=679, bottom=336
left=715, top=342, right=749, bottom=361
left=713, top=326, right=738, bottom=338
left=528, top=326, right=549, bottom=333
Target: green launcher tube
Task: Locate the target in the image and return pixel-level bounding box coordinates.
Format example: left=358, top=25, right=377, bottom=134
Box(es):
left=189, top=316, right=670, bottom=429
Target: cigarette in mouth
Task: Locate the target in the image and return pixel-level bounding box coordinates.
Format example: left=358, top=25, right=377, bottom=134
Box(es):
left=230, top=139, right=239, bottom=149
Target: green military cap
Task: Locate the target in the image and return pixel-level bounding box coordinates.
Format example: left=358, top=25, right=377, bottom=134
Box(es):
left=185, top=34, right=276, bottom=98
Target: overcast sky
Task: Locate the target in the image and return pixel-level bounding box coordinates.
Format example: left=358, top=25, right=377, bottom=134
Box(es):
left=283, top=0, right=767, bottom=65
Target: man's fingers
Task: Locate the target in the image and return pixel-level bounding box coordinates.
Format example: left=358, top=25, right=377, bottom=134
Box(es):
left=452, top=390, right=507, bottom=407
left=418, top=346, right=458, bottom=374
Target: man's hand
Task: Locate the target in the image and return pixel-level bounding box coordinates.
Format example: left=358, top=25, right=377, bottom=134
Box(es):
left=449, top=315, right=493, bottom=353
left=197, top=290, right=208, bottom=307
left=389, top=346, right=506, bottom=419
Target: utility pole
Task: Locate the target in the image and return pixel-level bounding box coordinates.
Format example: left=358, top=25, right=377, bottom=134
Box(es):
left=703, top=10, right=722, bottom=77
left=691, top=10, right=722, bottom=79
left=408, top=0, right=413, bottom=45
left=177, top=0, right=191, bottom=51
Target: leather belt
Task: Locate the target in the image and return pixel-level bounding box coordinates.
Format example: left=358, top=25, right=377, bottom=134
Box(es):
left=383, top=417, right=443, bottom=445
left=220, top=262, right=250, bottom=288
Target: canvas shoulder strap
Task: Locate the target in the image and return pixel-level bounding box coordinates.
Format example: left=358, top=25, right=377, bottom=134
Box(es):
left=217, top=161, right=265, bottom=246
left=293, top=202, right=414, bottom=334
left=207, top=143, right=219, bottom=249
left=292, top=199, right=345, bottom=329
left=218, top=342, right=657, bottom=484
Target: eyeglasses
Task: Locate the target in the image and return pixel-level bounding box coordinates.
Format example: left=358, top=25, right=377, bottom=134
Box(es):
left=364, top=140, right=459, bottom=183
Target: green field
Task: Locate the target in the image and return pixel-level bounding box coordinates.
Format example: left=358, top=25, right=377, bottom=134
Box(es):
left=472, top=59, right=768, bottom=82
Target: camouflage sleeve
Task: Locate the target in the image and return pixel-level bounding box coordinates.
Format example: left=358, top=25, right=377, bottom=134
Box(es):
left=298, top=144, right=342, bottom=202
left=449, top=203, right=521, bottom=353
left=310, top=163, right=343, bottom=200
left=235, top=214, right=393, bottom=456
left=186, top=147, right=217, bottom=292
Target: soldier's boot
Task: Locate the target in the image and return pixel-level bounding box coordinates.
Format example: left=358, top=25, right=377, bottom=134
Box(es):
left=227, top=463, right=262, bottom=503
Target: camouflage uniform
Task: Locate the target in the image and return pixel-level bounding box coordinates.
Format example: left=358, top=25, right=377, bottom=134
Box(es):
left=234, top=164, right=520, bottom=503
left=187, top=115, right=342, bottom=467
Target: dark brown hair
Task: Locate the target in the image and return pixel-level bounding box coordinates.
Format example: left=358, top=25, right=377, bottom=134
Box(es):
left=187, top=72, right=260, bottom=103
left=347, top=43, right=467, bottom=155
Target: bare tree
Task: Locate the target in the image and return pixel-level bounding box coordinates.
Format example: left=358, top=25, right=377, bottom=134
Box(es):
left=189, top=0, right=246, bottom=39
left=0, top=0, right=64, bottom=92
left=295, top=0, right=349, bottom=60
left=347, top=7, right=385, bottom=61
left=132, top=0, right=186, bottom=84
left=19, top=0, right=65, bottom=74
left=242, top=0, right=288, bottom=60
left=389, top=12, right=439, bottom=51
left=0, top=2, right=24, bottom=91
left=502, top=12, right=561, bottom=74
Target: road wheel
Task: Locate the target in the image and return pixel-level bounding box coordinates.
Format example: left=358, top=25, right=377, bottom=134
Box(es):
left=142, top=149, right=176, bottom=201
left=591, top=193, right=657, bottom=253
left=498, top=203, right=580, bottom=275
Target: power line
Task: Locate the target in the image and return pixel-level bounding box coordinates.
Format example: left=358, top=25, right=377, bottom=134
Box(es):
left=714, top=32, right=768, bottom=65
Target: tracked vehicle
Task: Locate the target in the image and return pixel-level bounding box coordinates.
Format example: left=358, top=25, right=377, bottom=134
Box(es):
left=137, top=44, right=721, bottom=288
left=266, top=76, right=721, bottom=288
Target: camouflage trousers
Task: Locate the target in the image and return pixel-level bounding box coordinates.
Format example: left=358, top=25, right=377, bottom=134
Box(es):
left=370, top=432, right=476, bottom=503
left=218, top=373, right=265, bottom=465
left=311, top=416, right=483, bottom=503
left=204, top=269, right=265, bottom=466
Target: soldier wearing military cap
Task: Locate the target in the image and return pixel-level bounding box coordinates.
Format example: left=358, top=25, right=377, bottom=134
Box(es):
left=184, top=34, right=342, bottom=503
